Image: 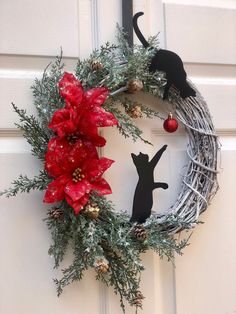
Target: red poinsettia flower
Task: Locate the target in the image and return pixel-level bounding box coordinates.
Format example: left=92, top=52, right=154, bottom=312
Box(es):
left=45, top=137, right=99, bottom=177
left=49, top=90, right=118, bottom=146
left=44, top=137, right=113, bottom=214
left=48, top=107, right=107, bottom=146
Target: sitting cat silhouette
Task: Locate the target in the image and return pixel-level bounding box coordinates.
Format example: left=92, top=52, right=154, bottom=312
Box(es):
left=131, top=145, right=168, bottom=223
left=133, top=12, right=196, bottom=100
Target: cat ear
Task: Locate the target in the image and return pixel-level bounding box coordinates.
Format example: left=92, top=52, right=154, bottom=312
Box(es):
left=139, top=153, right=149, bottom=162
left=131, top=153, right=137, bottom=163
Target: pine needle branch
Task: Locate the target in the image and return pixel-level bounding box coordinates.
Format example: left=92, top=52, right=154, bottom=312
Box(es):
left=31, top=52, right=65, bottom=131
left=0, top=170, right=50, bottom=197
left=12, top=103, right=50, bottom=160
left=104, top=102, right=152, bottom=145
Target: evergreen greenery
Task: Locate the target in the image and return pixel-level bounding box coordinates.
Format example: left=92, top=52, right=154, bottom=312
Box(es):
left=1, top=29, right=190, bottom=312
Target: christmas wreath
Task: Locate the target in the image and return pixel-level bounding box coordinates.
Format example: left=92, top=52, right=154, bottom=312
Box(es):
left=1, top=23, right=219, bottom=312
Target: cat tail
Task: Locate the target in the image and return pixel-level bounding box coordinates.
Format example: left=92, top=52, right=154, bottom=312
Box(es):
left=133, top=12, right=149, bottom=48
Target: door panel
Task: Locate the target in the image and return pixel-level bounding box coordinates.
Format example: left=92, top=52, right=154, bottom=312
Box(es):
left=165, top=4, right=236, bottom=64
left=175, top=148, right=236, bottom=314
left=0, top=0, right=79, bottom=57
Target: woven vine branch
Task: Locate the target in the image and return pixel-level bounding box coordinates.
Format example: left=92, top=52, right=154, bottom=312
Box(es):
left=154, top=83, right=219, bottom=231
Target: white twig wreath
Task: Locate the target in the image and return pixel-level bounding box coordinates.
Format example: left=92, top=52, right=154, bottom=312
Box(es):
left=1, top=24, right=220, bottom=311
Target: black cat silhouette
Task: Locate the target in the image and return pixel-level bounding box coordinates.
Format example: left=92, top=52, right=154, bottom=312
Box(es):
left=131, top=145, right=168, bottom=223
left=133, top=12, right=196, bottom=100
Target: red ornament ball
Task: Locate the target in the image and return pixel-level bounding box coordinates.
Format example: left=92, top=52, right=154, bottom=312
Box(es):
left=163, top=113, right=178, bottom=133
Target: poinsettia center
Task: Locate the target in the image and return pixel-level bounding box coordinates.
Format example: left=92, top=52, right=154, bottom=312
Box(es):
left=72, top=168, right=85, bottom=183
left=66, top=133, right=80, bottom=144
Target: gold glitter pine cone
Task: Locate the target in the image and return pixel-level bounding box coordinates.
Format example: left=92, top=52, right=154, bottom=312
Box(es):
left=126, top=105, right=142, bottom=118
left=84, top=202, right=100, bottom=219
left=91, top=60, right=104, bottom=71
left=126, top=79, right=143, bottom=93
left=94, top=258, right=109, bottom=273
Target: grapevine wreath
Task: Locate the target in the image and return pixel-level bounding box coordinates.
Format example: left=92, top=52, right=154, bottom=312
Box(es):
left=1, top=23, right=219, bottom=312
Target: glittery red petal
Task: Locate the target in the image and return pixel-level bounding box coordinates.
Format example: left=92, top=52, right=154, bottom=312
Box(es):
left=83, top=157, right=114, bottom=180
left=64, top=180, right=92, bottom=202
left=59, top=72, right=83, bottom=108
left=89, top=106, right=118, bottom=127
left=84, top=87, right=108, bottom=108
left=43, top=175, right=70, bottom=203
left=78, top=120, right=106, bottom=146
left=65, top=194, right=89, bottom=215
left=91, top=178, right=112, bottom=195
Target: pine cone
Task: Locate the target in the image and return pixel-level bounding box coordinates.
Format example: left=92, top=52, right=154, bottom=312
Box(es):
left=48, top=208, right=63, bottom=220
left=84, top=202, right=100, bottom=219
left=94, top=258, right=109, bottom=273
left=91, top=60, right=104, bottom=71
left=133, top=225, right=147, bottom=241
left=126, top=79, right=143, bottom=93
left=132, top=291, right=144, bottom=308
left=126, top=105, right=142, bottom=118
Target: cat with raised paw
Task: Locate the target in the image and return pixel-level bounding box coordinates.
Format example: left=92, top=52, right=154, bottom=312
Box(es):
left=131, top=144, right=168, bottom=223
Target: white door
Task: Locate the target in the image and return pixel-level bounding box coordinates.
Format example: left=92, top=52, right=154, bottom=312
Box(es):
left=0, top=1, right=235, bottom=313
